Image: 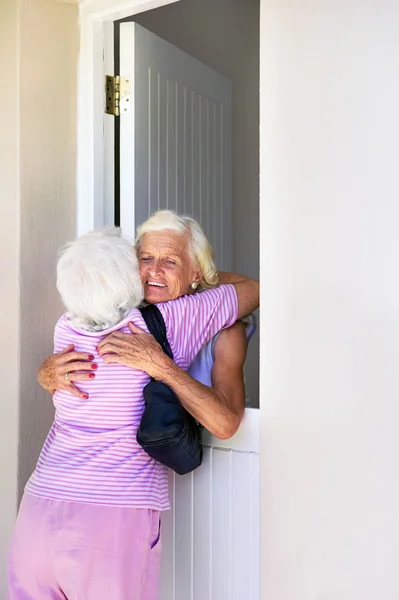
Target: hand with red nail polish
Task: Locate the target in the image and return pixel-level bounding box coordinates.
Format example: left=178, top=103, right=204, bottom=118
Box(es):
left=37, top=344, right=99, bottom=401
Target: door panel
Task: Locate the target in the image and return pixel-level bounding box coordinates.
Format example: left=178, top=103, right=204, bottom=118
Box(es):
left=119, top=22, right=232, bottom=269
left=159, top=423, right=260, bottom=600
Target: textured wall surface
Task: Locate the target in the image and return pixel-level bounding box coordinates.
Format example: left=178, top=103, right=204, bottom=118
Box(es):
left=0, top=0, right=79, bottom=593
left=0, top=0, right=20, bottom=588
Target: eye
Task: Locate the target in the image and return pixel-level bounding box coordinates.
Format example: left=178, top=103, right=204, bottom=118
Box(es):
left=139, top=256, right=152, bottom=263
left=165, top=259, right=177, bottom=266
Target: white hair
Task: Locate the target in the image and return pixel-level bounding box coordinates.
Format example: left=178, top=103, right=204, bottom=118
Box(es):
left=135, top=210, right=218, bottom=290
left=57, top=228, right=144, bottom=331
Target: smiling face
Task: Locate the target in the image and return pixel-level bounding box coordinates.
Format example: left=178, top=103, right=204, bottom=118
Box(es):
left=137, top=230, right=202, bottom=304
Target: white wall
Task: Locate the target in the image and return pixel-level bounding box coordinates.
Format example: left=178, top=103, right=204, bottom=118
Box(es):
left=260, top=0, right=399, bottom=598
left=0, top=0, right=78, bottom=593
left=131, top=0, right=260, bottom=405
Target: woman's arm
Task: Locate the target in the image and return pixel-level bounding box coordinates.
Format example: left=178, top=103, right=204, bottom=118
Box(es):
left=37, top=345, right=98, bottom=400
left=156, top=323, right=247, bottom=438
left=156, top=280, right=257, bottom=366
left=98, top=274, right=259, bottom=380
left=99, top=322, right=248, bottom=439
left=218, top=271, right=259, bottom=318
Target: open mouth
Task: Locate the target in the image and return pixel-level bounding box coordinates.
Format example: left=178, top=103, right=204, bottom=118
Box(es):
left=147, top=281, right=167, bottom=288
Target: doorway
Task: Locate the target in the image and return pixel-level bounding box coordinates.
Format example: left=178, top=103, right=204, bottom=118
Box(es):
left=114, top=0, right=260, bottom=409
left=79, top=0, right=260, bottom=597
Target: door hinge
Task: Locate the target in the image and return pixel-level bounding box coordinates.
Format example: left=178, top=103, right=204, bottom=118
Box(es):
left=105, top=75, right=131, bottom=116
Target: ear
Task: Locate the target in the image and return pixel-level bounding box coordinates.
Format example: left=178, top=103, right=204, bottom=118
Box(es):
left=191, top=269, right=202, bottom=285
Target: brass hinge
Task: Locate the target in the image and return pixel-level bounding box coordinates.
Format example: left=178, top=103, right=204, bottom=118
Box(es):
left=105, top=75, right=131, bottom=116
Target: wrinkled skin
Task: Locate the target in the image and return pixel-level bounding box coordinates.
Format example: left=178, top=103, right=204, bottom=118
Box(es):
left=137, top=230, right=201, bottom=303
left=99, top=322, right=169, bottom=378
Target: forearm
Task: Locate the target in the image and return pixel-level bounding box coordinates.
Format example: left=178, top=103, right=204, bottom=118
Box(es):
left=218, top=271, right=252, bottom=285
left=152, top=356, right=241, bottom=439
left=218, top=271, right=259, bottom=317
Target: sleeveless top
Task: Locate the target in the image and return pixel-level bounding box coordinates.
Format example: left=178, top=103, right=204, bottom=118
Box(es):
left=188, top=314, right=257, bottom=395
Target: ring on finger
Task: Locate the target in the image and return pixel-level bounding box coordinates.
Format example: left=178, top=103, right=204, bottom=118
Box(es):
left=65, top=371, right=70, bottom=382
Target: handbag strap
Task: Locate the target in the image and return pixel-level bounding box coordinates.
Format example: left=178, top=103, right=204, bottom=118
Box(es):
left=140, top=304, right=203, bottom=430
left=139, top=305, right=174, bottom=361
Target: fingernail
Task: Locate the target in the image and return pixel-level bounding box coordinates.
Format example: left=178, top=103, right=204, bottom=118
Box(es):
left=91, top=363, right=98, bottom=370
left=88, top=355, right=95, bottom=361
left=89, top=373, right=95, bottom=379
left=83, top=394, right=89, bottom=400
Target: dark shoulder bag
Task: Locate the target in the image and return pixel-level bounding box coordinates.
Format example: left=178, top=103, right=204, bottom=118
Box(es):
left=136, top=304, right=203, bottom=476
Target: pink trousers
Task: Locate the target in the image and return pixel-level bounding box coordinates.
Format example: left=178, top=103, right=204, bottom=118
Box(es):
left=7, top=493, right=162, bottom=600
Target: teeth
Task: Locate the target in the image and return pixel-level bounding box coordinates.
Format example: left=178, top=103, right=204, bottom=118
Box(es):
left=148, top=281, right=166, bottom=287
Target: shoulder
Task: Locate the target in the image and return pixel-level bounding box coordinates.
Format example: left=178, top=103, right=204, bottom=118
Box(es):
left=53, top=313, right=80, bottom=351
left=155, top=292, right=201, bottom=324
left=159, top=285, right=236, bottom=311
left=54, top=313, right=72, bottom=334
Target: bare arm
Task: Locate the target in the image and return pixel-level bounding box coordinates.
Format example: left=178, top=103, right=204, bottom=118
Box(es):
left=37, top=270, right=258, bottom=400
left=99, top=321, right=248, bottom=439
left=218, top=271, right=259, bottom=318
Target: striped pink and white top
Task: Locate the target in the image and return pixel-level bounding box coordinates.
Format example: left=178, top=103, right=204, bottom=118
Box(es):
left=25, top=285, right=238, bottom=510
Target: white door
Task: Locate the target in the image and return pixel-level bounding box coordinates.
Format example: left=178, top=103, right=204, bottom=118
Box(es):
left=119, top=22, right=233, bottom=271
left=117, top=23, right=259, bottom=600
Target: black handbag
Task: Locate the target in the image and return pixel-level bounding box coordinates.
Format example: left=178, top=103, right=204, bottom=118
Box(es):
left=136, top=304, right=203, bottom=476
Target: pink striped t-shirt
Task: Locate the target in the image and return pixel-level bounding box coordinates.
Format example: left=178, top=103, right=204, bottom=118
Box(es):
left=25, top=285, right=238, bottom=510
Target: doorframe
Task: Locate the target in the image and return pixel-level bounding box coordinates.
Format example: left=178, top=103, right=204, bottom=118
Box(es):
left=77, top=0, right=181, bottom=235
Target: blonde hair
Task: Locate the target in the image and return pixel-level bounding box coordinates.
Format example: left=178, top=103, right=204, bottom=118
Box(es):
left=57, top=228, right=144, bottom=331
left=135, top=210, right=218, bottom=290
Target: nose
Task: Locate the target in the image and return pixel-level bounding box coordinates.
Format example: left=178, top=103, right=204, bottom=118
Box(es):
left=149, top=259, right=162, bottom=278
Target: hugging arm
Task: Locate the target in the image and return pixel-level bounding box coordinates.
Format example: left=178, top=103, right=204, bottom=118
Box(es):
left=154, top=321, right=248, bottom=438
left=218, top=271, right=259, bottom=318
left=100, top=321, right=248, bottom=439
left=97, top=277, right=256, bottom=437
left=42, top=272, right=259, bottom=399
left=156, top=277, right=258, bottom=366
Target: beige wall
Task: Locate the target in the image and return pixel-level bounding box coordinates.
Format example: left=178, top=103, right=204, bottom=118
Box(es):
left=18, top=0, right=79, bottom=497
left=0, top=0, right=20, bottom=588
left=133, top=0, right=260, bottom=405
left=0, top=0, right=78, bottom=592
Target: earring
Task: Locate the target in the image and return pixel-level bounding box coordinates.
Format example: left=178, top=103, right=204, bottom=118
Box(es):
left=191, top=281, right=198, bottom=290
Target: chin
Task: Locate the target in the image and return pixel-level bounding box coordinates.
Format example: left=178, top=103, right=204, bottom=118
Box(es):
left=144, top=285, right=170, bottom=304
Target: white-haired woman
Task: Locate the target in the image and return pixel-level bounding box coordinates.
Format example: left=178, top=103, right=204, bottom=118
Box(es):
left=10, top=224, right=259, bottom=600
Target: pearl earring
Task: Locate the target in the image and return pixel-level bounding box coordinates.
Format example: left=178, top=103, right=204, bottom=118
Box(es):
left=191, top=281, right=198, bottom=290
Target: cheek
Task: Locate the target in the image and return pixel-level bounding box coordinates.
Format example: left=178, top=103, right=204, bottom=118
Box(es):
left=139, top=264, right=147, bottom=282
left=165, top=271, right=187, bottom=297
